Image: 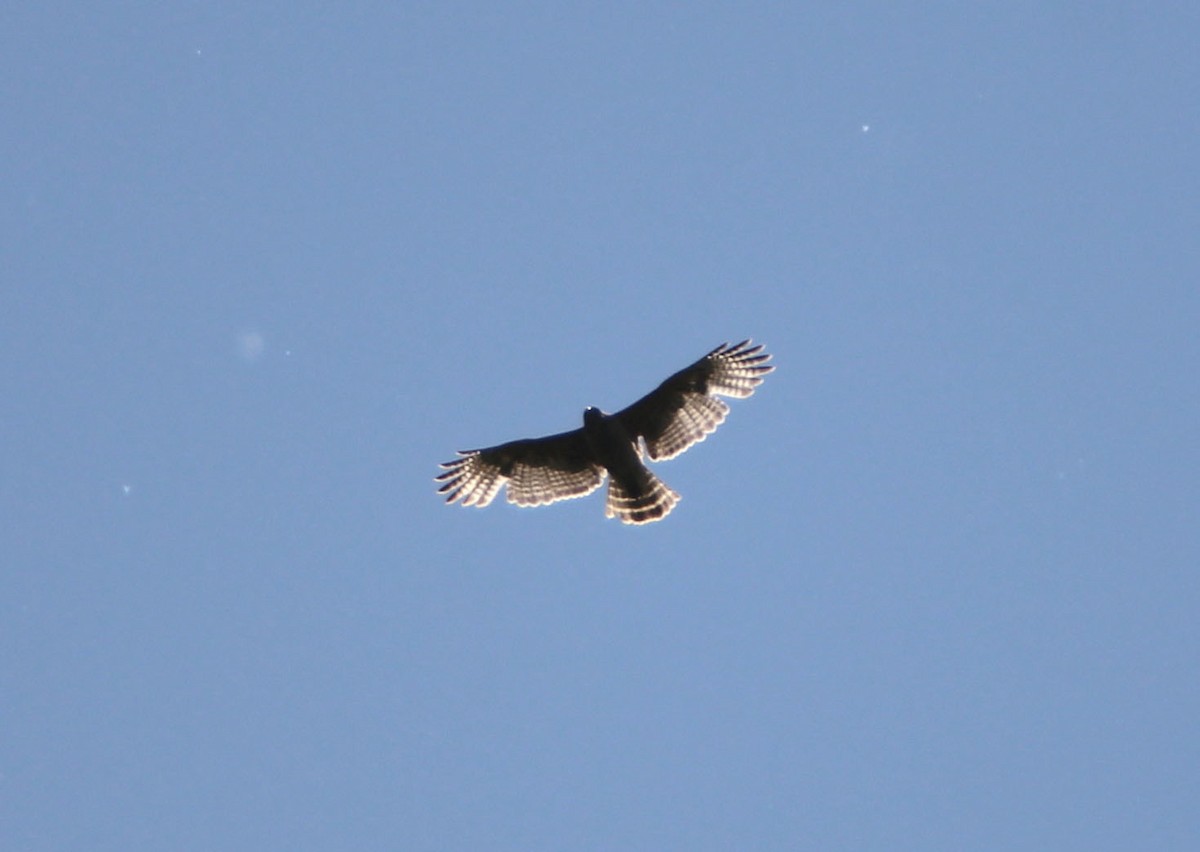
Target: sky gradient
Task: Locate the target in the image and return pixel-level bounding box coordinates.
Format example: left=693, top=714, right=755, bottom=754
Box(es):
left=3, top=4, right=1198, bottom=850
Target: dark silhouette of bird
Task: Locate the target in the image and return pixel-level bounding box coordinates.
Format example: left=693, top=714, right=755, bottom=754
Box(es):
left=436, top=340, right=774, bottom=524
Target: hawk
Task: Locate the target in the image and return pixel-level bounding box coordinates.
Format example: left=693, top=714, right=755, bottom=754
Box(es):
left=436, top=340, right=774, bottom=524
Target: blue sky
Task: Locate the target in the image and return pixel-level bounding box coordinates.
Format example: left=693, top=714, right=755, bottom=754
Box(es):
left=3, top=4, right=1198, bottom=850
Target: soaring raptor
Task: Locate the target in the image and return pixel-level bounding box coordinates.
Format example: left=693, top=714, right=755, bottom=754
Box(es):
left=436, top=340, right=774, bottom=524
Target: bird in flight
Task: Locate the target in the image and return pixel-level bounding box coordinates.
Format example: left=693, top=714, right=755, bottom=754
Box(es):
left=436, top=340, right=774, bottom=524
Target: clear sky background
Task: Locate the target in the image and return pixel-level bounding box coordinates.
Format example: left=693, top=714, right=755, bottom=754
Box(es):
left=3, top=4, right=1197, bottom=850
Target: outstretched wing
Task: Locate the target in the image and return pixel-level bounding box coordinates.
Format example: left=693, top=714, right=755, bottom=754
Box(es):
left=615, top=340, right=774, bottom=461
left=436, top=428, right=605, bottom=508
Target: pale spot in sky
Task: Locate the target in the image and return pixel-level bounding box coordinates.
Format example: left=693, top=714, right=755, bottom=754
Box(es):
left=122, top=484, right=132, bottom=495
left=237, top=330, right=265, bottom=362
left=861, top=124, right=871, bottom=133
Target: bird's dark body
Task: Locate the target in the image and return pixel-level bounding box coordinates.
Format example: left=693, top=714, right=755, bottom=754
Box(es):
left=582, top=407, right=639, bottom=483
left=581, top=406, right=664, bottom=521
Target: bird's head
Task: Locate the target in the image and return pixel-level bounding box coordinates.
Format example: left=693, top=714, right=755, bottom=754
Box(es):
left=583, top=406, right=606, bottom=427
